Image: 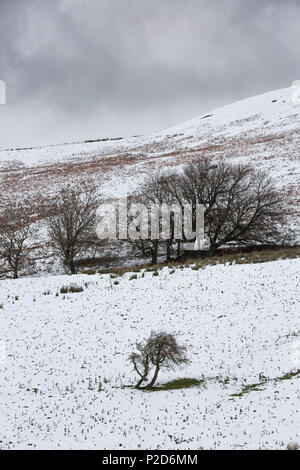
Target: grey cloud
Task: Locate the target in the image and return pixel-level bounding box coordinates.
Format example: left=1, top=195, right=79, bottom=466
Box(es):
left=0, top=0, right=299, bottom=148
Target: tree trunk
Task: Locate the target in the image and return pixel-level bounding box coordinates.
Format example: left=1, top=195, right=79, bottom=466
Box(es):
left=69, top=259, right=76, bottom=274
left=177, top=241, right=181, bottom=260
left=13, top=259, right=19, bottom=279
left=66, top=254, right=76, bottom=274
left=207, top=244, right=217, bottom=257
left=166, top=242, right=171, bottom=263
left=135, top=376, right=147, bottom=389
left=151, top=241, right=158, bottom=265
left=146, top=364, right=160, bottom=389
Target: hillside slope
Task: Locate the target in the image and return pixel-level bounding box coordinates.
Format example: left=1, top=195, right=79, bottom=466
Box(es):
left=1, top=85, right=299, bottom=217
left=1, top=258, right=299, bottom=449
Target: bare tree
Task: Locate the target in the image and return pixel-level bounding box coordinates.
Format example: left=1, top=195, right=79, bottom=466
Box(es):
left=128, top=237, right=160, bottom=265
left=130, top=331, right=189, bottom=389
left=0, top=201, right=35, bottom=278
left=47, top=181, right=102, bottom=274
left=169, top=159, right=294, bottom=256
left=125, top=191, right=161, bottom=265
left=129, top=343, right=150, bottom=389
left=127, top=173, right=180, bottom=264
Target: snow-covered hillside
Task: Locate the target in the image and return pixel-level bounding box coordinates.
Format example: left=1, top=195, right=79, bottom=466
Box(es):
left=0, top=85, right=299, bottom=215
left=1, top=258, right=299, bottom=449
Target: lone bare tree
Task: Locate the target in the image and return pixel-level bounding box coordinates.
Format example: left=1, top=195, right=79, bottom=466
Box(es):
left=0, top=200, right=35, bottom=278
left=129, top=343, right=150, bottom=389
left=130, top=332, right=189, bottom=389
left=47, top=181, right=102, bottom=274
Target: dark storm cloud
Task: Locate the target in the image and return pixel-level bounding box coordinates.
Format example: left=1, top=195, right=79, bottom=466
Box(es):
left=0, top=0, right=299, bottom=148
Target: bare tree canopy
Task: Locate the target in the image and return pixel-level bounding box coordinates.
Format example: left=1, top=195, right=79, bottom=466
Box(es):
left=127, top=172, right=182, bottom=264
left=173, top=159, right=294, bottom=255
left=0, top=199, right=37, bottom=278
left=130, top=331, right=189, bottom=389
left=133, top=160, right=294, bottom=259
left=46, top=181, right=102, bottom=274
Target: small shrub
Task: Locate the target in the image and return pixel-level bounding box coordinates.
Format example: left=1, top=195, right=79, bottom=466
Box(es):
left=84, top=269, right=96, bottom=275
left=60, top=284, right=84, bottom=294
left=192, top=265, right=202, bottom=271
left=129, top=274, right=138, bottom=281
left=287, top=442, right=299, bottom=451
left=69, top=285, right=84, bottom=293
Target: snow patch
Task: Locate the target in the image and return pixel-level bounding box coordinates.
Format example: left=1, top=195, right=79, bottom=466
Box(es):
left=291, top=80, right=300, bottom=88
left=0, top=258, right=300, bottom=449
left=291, top=81, right=300, bottom=105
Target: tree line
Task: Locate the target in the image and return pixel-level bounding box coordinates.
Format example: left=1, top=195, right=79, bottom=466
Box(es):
left=0, top=158, right=294, bottom=278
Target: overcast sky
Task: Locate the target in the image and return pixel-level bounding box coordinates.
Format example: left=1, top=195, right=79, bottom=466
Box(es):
left=0, top=0, right=299, bottom=150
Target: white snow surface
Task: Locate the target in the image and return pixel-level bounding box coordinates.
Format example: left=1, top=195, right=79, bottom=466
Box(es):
left=164, top=87, right=299, bottom=135
left=0, top=86, right=298, bottom=166
left=1, top=258, right=300, bottom=450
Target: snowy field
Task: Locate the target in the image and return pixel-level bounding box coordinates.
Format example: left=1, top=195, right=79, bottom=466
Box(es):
left=1, top=258, right=300, bottom=450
